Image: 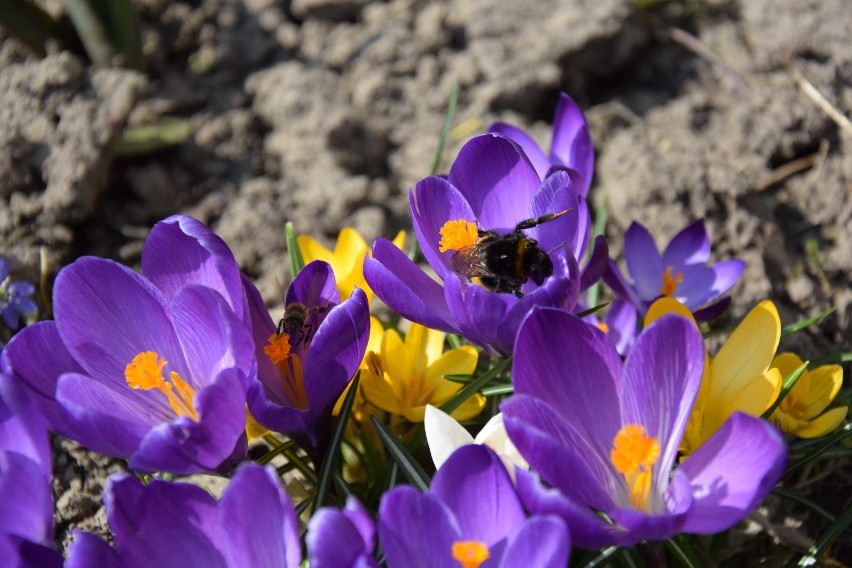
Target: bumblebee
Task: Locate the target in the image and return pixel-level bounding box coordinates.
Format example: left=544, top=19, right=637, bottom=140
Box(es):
left=449, top=209, right=572, bottom=297
left=276, top=302, right=327, bottom=348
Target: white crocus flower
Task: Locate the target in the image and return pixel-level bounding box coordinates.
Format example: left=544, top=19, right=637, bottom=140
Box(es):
left=424, top=405, right=528, bottom=479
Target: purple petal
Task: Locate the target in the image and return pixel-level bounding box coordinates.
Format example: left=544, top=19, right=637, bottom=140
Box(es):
left=410, top=178, right=477, bottom=279
left=605, top=299, right=638, bottom=356
left=287, top=260, right=340, bottom=308
left=129, top=368, right=247, bottom=474
left=379, top=486, right=459, bottom=568
left=0, top=373, right=51, bottom=473
left=706, top=259, right=745, bottom=300
left=0, top=451, right=53, bottom=546
left=432, top=445, right=524, bottom=546
left=692, top=296, right=732, bottom=322
left=661, top=220, right=710, bottom=267
left=443, top=274, right=510, bottom=354
left=550, top=93, right=594, bottom=197
left=105, top=474, right=228, bottom=567
left=621, top=315, right=705, bottom=488
left=54, top=258, right=186, bottom=387
left=2, top=322, right=83, bottom=435
left=603, top=260, right=642, bottom=309
left=308, top=498, right=376, bottom=568
left=447, top=134, right=541, bottom=231
left=65, top=532, right=119, bottom=568
left=610, top=470, right=692, bottom=545
left=488, top=122, right=550, bottom=179
left=624, top=223, right=663, bottom=301
left=527, top=170, right=580, bottom=257
left=364, top=239, right=456, bottom=334
left=512, top=308, right=622, bottom=450
left=515, top=469, right=627, bottom=549
left=502, top=396, right=617, bottom=511
left=142, top=215, right=247, bottom=320
left=171, top=285, right=255, bottom=390
left=0, top=535, right=63, bottom=568
left=0, top=259, right=7, bottom=281
left=580, top=235, right=609, bottom=292
left=499, top=516, right=570, bottom=567
left=220, top=465, right=301, bottom=568
left=301, top=288, right=370, bottom=454
left=679, top=413, right=786, bottom=534
left=55, top=373, right=152, bottom=457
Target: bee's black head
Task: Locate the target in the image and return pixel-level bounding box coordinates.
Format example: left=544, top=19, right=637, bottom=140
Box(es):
left=526, top=248, right=554, bottom=285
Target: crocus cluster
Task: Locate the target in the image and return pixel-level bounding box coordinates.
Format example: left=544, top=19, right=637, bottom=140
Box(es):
left=0, top=91, right=845, bottom=568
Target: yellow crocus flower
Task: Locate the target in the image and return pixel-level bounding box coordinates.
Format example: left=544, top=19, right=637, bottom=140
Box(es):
left=768, top=353, right=847, bottom=438
left=298, top=228, right=405, bottom=305
left=359, top=322, right=484, bottom=423
left=646, top=298, right=783, bottom=455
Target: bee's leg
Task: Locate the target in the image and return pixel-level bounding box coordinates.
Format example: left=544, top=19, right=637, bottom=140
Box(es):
left=275, top=318, right=286, bottom=338
left=514, top=208, right=573, bottom=232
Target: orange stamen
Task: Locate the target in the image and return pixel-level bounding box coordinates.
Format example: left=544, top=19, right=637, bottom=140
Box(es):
left=125, top=351, right=199, bottom=421
left=265, top=334, right=308, bottom=410
left=439, top=219, right=478, bottom=253
left=452, top=541, right=490, bottom=568
left=264, top=333, right=291, bottom=365
left=611, top=424, right=660, bottom=511
left=659, top=266, right=684, bottom=297
left=595, top=322, right=610, bottom=334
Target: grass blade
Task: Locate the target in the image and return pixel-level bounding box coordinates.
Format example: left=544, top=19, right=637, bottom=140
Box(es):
left=664, top=535, right=703, bottom=568
left=370, top=416, right=430, bottom=492
left=285, top=221, right=306, bottom=279
left=585, top=199, right=608, bottom=309
left=113, top=119, right=193, bottom=157
left=315, top=372, right=360, bottom=510
left=0, top=0, right=57, bottom=56
left=440, top=356, right=511, bottom=416
left=91, top=0, right=145, bottom=71
left=781, top=307, right=836, bottom=338
left=798, top=502, right=852, bottom=567
left=785, top=423, right=852, bottom=476
left=64, top=0, right=115, bottom=66
left=429, top=78, right=460, bottom=176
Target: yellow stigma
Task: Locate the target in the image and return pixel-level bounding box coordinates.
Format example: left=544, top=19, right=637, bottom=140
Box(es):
left=611, top=424, right=660, bottom=511
left=595, top=322, right=609, bottom=334
left=659, top=266, right=684, bottom=297
left=264, top=333, right=291, bottom=365
left=265, top=334, right=308, bottom=410
left=439, top=219, right=478, bottom=253
left=452, top=541, right=490, bottom=568
left=124, top=351, right=199, bottom=421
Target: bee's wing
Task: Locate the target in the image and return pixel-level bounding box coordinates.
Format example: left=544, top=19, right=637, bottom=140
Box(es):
left=450, top=246, right=492, bottom=278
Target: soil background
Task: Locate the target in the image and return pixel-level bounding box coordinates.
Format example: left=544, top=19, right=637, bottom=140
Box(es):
left=1, top=0, right=850, bottom=562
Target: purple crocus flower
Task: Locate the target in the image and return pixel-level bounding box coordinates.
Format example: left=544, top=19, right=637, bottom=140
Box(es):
left=65, top=464, right=301, bottom=568
left=604, top=220, right=744, bottom=320
left=245, top=260, right=369, bottom=462
left=489, top=92, right=595, bottom=198
left=365, top=133, right=607, bottom=355
left=0, top=257, right=37, bottom=330
left=379, top=444, right=570, bottom=568
left=582, top=298, right=639, bottom=356
left=2, top=215, right=257, bottom=474
left=308, top=497, right=378, bottom=568
left=0, top=372, right=62, bottom=567
left=502, top=309, right=787, bottom=548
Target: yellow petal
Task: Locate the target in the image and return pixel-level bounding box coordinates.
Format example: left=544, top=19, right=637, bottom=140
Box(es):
left=246, top=409, right=270, bottom=442
left=710, top=301, right=780, bottom=405
left=795, top=406, right=848, bottom=438
left=771, top=352, right=806, bottom=378
left=425, top=346, right=479, bottom=386
left=391, top=230, right=407, bottom=250
left=801, top=364, right=843, bottom=419
left=297, top=235, right=332, bottom=265
left=334, top=227, right=368, bottom=264
left=380, top=329, right=410, bottom=396
left=644, top=297, right=696, bottom=327
left=360, top=369, right=403, bottom=415
left=363, top=317, right=385, bottom=360
left=707, top=368, right=782, bottom=434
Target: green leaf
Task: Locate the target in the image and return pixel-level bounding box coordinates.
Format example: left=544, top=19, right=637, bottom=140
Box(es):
left=429, top=78, right=460, bottom=177
left=810, top=351, right=852, bottom=366
left=65, top=0, right=115, bottom=66
left=665, top=535, right=703, bottom=568
left=771, top=487, right=836, bottom=523
left=798, top=503, right=852, bottom=567
left=370, top=416, right=431, bottom=492
left=257, top=436, right=298, bottom=465
left=0, top=0, right=57, bottom=57
left=113, top=119, right=193, bottom=157
left=785, top=423, right=852, bottom=476
left=286, top=222, right=306, bottom=279
left=295, top=496, right=315, bottom=517
left=579, top=546, right=621, bottom=568
left=481, top=384, right=514, bottom=397
left=781, top=307, right=836, bottom=338
left=315, top=372, right=360, bottom=510
left=761, top=360, right=809, bottom=420
left=91, top=0, right=145, bottom=71
left=576, top=302, right=610, bottom=319
left=440, top=357, right=511, bottom=416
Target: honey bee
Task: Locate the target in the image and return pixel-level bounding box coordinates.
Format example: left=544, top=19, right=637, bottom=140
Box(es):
left=276, top=303, right=327, bottom=348
left=449, top=209, right=572, bottom=297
